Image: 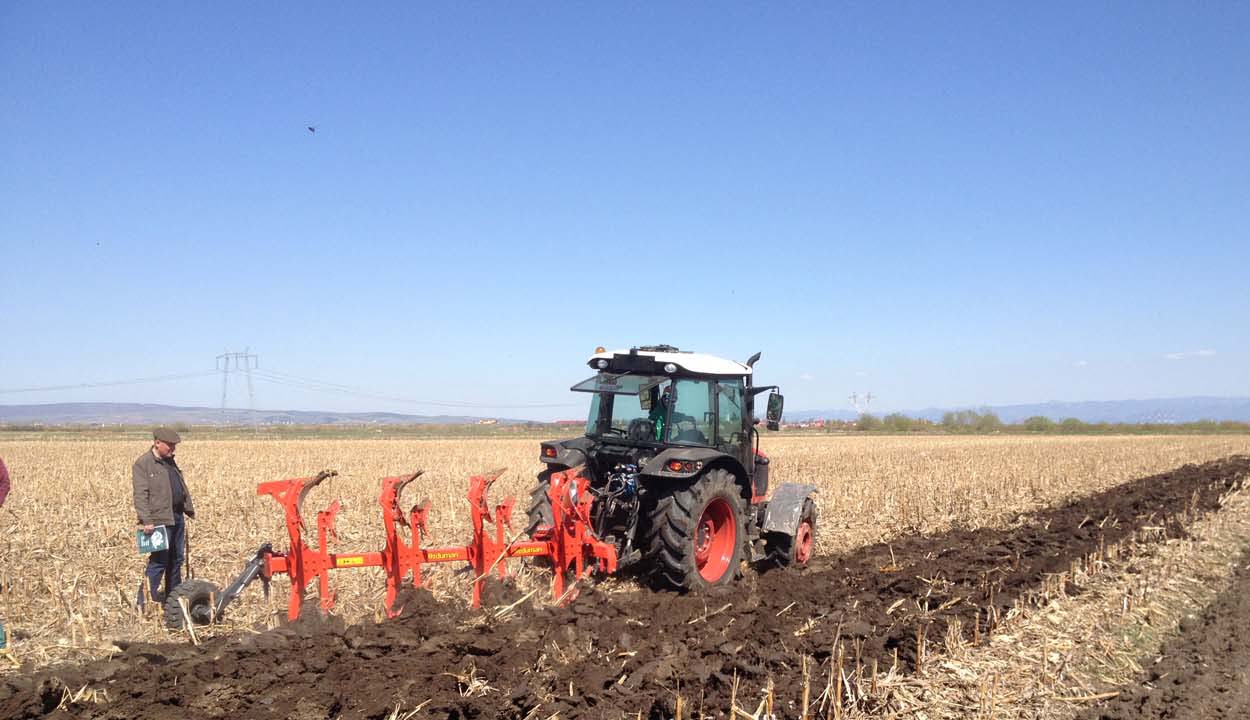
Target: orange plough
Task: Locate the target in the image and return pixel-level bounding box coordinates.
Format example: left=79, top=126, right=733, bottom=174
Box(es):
left=209, top=467, right=617, bottom=623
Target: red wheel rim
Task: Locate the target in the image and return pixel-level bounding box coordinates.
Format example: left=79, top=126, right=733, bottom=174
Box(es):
left=794, top=519, right=814, bottom=564
left=694, top=497, right=736, bottom=582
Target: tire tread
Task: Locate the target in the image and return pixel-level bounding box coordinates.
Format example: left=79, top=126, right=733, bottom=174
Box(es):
left=643, top=468, right=745, bottom=590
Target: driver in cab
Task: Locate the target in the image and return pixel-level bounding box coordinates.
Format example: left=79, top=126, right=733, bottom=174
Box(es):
left=647, top=385, right=673, bottom=440
left=645, top=385, right=708, bottom=444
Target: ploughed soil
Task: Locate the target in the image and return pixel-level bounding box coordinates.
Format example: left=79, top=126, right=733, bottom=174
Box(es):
left=3, top=457, right=1248, bottom=720
left=1079, top=541, right=1250, bottom=720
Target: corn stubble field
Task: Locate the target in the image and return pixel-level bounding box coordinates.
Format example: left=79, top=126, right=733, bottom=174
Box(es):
left=3, top=433, right=1250, bottom=719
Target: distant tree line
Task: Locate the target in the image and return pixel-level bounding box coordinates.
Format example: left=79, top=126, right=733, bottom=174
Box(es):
left=819, top=410, right=1250, bottom=434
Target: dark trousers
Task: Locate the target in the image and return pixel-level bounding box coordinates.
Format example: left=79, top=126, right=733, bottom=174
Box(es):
left=138, top=515, right=185, bottom=606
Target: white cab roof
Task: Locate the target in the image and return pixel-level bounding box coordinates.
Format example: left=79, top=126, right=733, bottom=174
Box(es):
left=590, top=348, right=753, bottom=376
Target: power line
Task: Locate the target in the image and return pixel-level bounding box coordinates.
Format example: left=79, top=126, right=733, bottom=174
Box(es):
left=255, top=368, right=580, bottom=409
left=255, top=369, right=580, bottom=409
left=0, top=366, right=581, bottom=411
left=0, top=371, right=218, bottom=395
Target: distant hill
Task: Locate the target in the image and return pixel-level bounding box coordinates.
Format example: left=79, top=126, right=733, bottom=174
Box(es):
left=6, top=397, right=1249, bottom=428
left=789, top=396, right=1250, bottom=424
left=0, top=403, right=531, bottom=426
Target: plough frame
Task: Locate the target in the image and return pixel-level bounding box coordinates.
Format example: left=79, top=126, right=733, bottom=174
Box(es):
left=238, top=466, right=616, bottom=620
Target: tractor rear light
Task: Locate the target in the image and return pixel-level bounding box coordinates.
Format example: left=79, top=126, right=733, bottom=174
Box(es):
left=666, top=460, right=695, bottom=473
left=543, top=447, right=558, bottom=458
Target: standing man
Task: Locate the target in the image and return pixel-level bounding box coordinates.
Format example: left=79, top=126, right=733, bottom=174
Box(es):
left=132, top=428, right=195, bottom=607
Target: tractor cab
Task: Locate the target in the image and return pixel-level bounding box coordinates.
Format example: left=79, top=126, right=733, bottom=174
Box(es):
left=576, top=374, right=718, bottom=447
left=532, top=346, right=810, bottom=591
left=572, top=345, right=783, bottom=472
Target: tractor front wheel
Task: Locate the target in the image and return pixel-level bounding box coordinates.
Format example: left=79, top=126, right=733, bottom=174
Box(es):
left=646, top=469, right=745, bottom=590
left=765, top=498, right=817, bottom=567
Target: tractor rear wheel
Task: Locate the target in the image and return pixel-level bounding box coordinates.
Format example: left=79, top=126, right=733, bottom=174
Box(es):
left=646, top=468, right=745, bottom=590
left=163, top=579, right=221, bottom=629
left=765, top=498, right=817, bottom=566
left=525, top=469, right=556, bottom=538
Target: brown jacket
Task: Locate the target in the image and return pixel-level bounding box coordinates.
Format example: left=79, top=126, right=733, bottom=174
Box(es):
left=132, top=449, right=195, bottom=526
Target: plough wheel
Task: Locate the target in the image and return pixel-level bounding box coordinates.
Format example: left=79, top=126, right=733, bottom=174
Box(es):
left=164, top=579, right=222, bottom=629
left=646, top=468, right=744, bottom=591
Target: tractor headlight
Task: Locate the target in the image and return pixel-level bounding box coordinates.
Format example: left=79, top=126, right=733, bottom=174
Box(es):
left=664, top=363, right=677, bottom=373
left=596, top=359, right=608, bottom=369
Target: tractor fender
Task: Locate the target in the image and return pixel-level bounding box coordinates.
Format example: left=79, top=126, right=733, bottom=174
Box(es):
left=760, top=483, right=818, bottom=535
left=642, top=449, right=749, bottom=492
left=539, top=438, right=590, bottom=467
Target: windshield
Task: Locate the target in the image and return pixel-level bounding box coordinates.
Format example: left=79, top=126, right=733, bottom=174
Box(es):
left=571, top=373, right=666, bottom=395
left=584, top=377, right=672, bottom=441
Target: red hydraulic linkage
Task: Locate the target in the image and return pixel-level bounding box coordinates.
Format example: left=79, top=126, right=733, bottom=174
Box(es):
left=534, top=466, right=619, bottom=602
left=255, top=466, right=617, bottom=620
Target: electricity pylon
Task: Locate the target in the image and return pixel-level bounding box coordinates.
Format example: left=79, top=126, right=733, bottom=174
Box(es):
left=216, top=349, right=259, bottom=429
left=849, top=392, right=875, bottom=415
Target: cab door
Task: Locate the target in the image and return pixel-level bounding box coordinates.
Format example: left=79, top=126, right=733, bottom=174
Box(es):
left=714, top=379, right=749, bottom=468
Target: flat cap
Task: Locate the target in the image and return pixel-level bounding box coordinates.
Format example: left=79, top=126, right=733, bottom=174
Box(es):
left=153, top=427, right=182, bottom=444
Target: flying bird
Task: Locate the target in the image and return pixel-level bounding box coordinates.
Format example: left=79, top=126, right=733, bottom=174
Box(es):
left=307, top=126, right=317, bottom=134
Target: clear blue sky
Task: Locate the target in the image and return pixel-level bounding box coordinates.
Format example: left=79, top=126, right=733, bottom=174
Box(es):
left=2, top=3, right=1247, bottom=420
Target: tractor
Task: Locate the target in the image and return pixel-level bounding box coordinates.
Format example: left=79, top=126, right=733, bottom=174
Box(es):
left=166, top=346, right=814, bottom=629
left=526, top=345, right=817, bottom=590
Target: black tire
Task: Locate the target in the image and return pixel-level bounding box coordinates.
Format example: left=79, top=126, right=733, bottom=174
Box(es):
left=163, top=579, right=222, bottom=629
left=525, top=469, right=556, bottom=538
left=645, top=468, right=746, bottom=591
left=765, top=498, right=817, bottom=566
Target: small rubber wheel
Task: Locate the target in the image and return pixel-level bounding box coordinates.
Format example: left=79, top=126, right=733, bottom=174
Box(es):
left=766, top=498, right=817, bottom=566
left=164, top=579, right=222, bottom=629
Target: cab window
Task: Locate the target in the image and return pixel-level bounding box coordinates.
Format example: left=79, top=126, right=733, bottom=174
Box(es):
left=666, top=379, right=714, bottom=445
left=716, top=380, right=745, bottom=454
left=585, top=381, right=671, bottom=441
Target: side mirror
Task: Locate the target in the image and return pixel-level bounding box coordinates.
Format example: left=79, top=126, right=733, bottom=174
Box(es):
left=765, top=392, right=784, bottom=431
